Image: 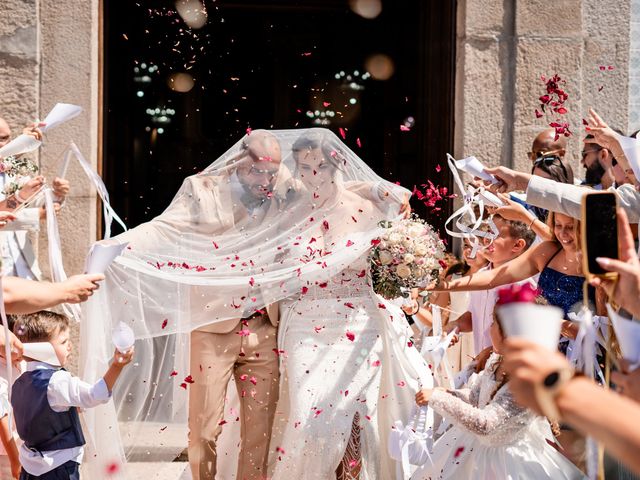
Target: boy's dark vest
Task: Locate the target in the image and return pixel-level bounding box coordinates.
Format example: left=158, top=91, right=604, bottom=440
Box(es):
left=11, top=369, right=85, bottom=452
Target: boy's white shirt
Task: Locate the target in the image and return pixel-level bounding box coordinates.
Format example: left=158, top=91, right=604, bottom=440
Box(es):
left=468, top=265, right=538, bottom=355
left=17, top=361, right=111, bottom=476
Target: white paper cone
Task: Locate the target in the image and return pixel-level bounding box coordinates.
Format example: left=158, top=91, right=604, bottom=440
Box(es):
left=112, top=321, right=135, bottom=353
left=454, top=156, right=498, bottom=184
left=607, top=304, right=640, bottom=367
left=23, top=342, right=61, bottom=366
left=0, top=134, right=41, bottom=158
left=40, top=103, right=83, bottom=132
left=497, top=303, right=564, bottom=351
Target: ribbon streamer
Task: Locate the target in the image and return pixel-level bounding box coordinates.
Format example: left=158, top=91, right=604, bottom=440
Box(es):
left=65, top=143, right=127, bottom=239
left=444, top=154, right=499, bottom=257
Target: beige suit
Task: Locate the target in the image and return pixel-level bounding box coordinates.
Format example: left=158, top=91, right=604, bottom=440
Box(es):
left=525, top=175, right=640, bottom=223
left=170, top=174, right=281, bottom=480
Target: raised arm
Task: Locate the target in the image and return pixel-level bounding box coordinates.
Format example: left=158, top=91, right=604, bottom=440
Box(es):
left=2, top=274, right=104, bottom=314
left=433, top=241, right=554, bottom=292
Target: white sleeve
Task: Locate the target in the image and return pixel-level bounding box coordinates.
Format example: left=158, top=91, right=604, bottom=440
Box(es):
left=2, top=207, right=40, bottom=232
left=46, top=370, right=111, bottom=413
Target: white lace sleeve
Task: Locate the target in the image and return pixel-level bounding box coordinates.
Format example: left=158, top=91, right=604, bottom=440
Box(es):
left=429, top=384, right=529, bottom=437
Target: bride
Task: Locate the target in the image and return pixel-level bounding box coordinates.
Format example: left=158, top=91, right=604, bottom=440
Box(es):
left=270, top=131, right=432, bottom=480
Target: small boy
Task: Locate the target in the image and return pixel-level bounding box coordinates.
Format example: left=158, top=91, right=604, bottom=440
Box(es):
left=10, top=311, right=133, bottom=479
left=445, top=214, right=537, bottom=354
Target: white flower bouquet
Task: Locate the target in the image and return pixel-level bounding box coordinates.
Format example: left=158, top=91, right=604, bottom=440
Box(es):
left=369, top=215, right=446, bottom=300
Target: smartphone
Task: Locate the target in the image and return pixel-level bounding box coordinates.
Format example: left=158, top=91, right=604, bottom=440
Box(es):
left=581, top=191, right=619, bottom=279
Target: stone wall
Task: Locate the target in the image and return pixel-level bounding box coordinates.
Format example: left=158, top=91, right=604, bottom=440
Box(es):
left=455, top=0, right=631, bottom=177
left=0, top=0, right=100, bottom=372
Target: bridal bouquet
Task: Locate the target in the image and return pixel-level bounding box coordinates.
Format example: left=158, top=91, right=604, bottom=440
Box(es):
left=369, top=215, right=446, bottom=299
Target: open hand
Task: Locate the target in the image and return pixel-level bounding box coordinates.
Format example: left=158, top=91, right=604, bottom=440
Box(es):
left=60, top=273, right=105, bottom=304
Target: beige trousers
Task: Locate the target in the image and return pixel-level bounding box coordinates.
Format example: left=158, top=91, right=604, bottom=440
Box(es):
left=188, top=316, right=279, bottom=480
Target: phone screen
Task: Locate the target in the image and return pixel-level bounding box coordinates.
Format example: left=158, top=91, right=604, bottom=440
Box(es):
left=584, top=193, right=618, bottom=274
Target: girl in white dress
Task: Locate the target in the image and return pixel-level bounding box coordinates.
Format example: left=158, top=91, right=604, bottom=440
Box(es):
left=270, top=131, right=431, bottom=480
left=414, top=310, right=585, bottom=480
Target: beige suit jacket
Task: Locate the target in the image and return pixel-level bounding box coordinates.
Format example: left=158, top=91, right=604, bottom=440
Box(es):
left=116, top=173, right=281, bottom=334
left=525, top=175, right=640, bottom=224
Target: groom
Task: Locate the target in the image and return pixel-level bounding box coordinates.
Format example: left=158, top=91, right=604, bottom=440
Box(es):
left=188, top=131, right=284, bottom=480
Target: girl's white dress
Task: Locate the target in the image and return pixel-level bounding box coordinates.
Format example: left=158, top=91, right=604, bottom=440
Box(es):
left=270, top=257, right=433, bottom=480
left=413, top=353, right=586, bottom=480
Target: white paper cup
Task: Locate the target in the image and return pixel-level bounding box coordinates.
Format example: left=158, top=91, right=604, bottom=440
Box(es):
left=112, top=321, right=135, bottom=353
left=497, top=303, right=564, bottom=351
left=607, top=304, right=640, bottom=367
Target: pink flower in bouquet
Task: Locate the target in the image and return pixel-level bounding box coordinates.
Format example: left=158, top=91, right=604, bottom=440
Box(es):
left=496, top=283, right=540, bottom=306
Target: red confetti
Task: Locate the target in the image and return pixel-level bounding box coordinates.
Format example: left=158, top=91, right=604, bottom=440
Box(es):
left=371, top=360, right=381, bottom=367
left=356, top=138, right=362, bottom=148
left=346, top=331, right=355, bottom=342
left=105, top=461, right=120, bottom=475
left=356, top=269, right=366, bottom=278
left=301, top=286, right=309, bottom=294
left=322, top=220, right=330, bottom=230
left=323, top=101, right=331, bottom=107
left=454, top=446, right=465, bottom=458
left=339, top=127, right=346, bottom=139
left=250, top=376, right=257, bottom=385
left=344, top=302, right=355, bottom=309
left=246, top=127, right=252, bottom=135
left=346, top=240, right=354, bottom=247
left=212, top=241, right=219, bottom=249
left=400, top=125, right=410, bottom=132
left=237, top=329, right=251, bottom=337
left=377, top=303, right=386, bottom=309
left=435, top=164, right=441, bottom=173
left=184, top=375, right=195, bottom=384
left=161, top=319, right=168, bottom=329
left=218, top=419, right=228, bottom=426
left=170, top=370, right=178, bottom=377
left=249, top=277, right=255, bottom=286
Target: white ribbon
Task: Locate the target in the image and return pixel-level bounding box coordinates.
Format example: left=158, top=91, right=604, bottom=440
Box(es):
left=444, top=154, right=498, bottom=258
left=43, top=187, right=82, bottom=322
left=65, top=143, right=127, bottom=239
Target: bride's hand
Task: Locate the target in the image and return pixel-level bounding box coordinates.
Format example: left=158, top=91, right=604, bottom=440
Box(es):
left=415, top=388, right=434, bottom=406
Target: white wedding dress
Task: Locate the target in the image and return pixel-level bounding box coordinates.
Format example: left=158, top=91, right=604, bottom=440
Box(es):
left=270, top=256, right=432, bottom=480
left=413, top=353, right=586, bottom=480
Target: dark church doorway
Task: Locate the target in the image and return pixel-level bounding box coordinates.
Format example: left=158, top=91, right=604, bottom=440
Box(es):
left=102, top=0, right=456, bottom=232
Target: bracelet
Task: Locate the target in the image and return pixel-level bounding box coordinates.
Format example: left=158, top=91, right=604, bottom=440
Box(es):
left=14, top=190, right=27, bottom=204
left=533, top=367, right=575, bottom=422
left=528, top=216, right=536, bottom=228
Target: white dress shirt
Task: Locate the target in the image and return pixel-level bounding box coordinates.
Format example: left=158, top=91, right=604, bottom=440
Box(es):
left=468, top=266, right=538, bottom=355
left=18, top=361, right=111, bottom=476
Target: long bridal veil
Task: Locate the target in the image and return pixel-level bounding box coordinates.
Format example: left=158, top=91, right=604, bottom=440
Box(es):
left=79, top=128, right=422, bottom=478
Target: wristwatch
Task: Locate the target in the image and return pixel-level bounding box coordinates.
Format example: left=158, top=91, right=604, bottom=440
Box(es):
left=533, top=367, right=575, bottom=422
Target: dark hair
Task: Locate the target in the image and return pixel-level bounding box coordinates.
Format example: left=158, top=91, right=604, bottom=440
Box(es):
left=12, top=311, right=69, bottom=343
left=445, top=261, right=470, bottom=278
left=531, top=155, right=574, bottom=184
left=493, top=214, right=536, bottom=249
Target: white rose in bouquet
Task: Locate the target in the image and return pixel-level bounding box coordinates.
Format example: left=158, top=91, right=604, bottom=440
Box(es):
left=408, top=224, right=425, bottom=237
left=379, top=250, right=393, bottom=265
left=396, top=264, right=412, bottom=278
left=403, top=253, right=415, bottom=264
left=387, top=232, right=402, bottom=245
left=414, top=244, right=428, bottom=256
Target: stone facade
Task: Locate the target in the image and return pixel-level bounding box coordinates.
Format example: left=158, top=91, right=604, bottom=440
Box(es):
left=0, top=0, right=100, bottom=372
left=455, top=0, right=632, bottom=176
